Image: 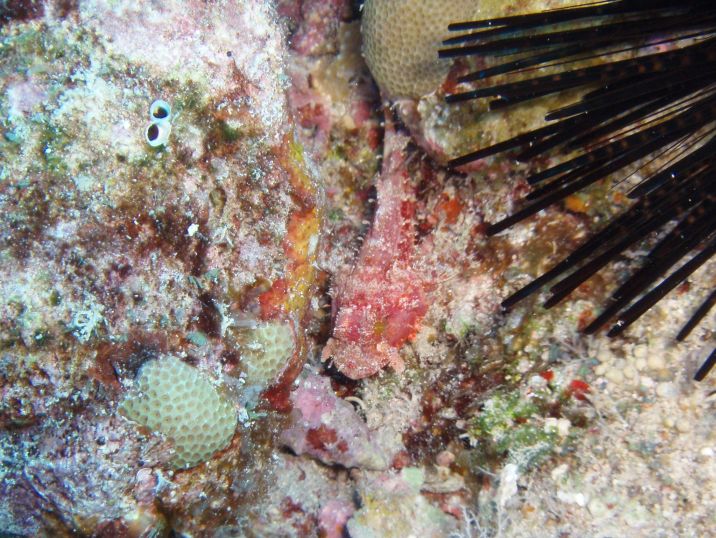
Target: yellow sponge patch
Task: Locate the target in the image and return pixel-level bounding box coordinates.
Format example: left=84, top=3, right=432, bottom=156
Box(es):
left=119, top=356, right=237, bottom=469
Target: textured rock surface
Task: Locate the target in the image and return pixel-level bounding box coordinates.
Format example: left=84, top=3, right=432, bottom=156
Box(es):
left=1, top=0, right=322, bottom=534
left=347, top=468, right=458, bottom=537
left=1, top=0, right=714, bottom=537
left=280, top=373, right=390, bottom=470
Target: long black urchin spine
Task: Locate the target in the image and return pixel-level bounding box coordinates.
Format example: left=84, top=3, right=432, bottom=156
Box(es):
left=442, top=0, right=716, bottom=379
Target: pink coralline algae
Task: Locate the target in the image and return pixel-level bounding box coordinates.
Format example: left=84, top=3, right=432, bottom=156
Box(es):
left=319, top=500, right=356, bottom=538
left=322, top=121, right=431, bottom=379
left=280, top=373, right=389, bottom=470
left=288, top=0, right=348, bottom=56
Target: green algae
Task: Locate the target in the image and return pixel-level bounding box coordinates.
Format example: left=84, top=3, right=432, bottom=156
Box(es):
left=465, top=387, right=584, bottom=472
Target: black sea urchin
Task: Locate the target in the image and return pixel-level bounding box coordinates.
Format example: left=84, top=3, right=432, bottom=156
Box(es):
left=441, top=0, right=716, bottom=379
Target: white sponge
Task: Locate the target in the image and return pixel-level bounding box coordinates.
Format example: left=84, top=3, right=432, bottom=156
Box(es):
left=119, top=356, right=237, bottom=469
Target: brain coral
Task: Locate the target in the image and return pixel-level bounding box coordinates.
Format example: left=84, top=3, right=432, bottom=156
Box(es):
left=119, top=356, right=237, bottom=469
left=361, top=0, right=480, bottom=98
left=241, top=321, right=295, bottom=387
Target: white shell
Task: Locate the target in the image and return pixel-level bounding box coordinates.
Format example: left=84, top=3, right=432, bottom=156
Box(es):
left=149, top=99, right=172, bottom=122
left=145, top=120, right=171, bottom=147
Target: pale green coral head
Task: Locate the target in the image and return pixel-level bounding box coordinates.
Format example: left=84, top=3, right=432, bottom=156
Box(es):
left=361, top=0, right=480, bottom=99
